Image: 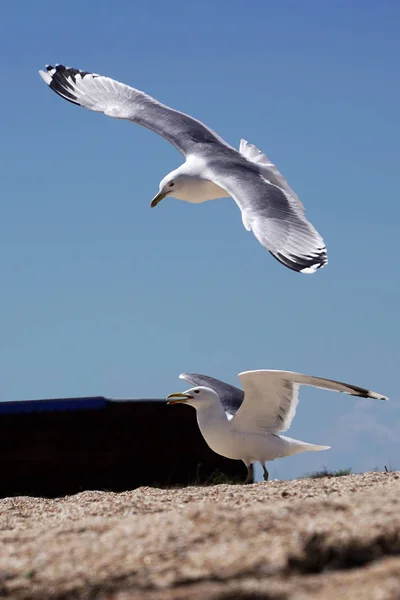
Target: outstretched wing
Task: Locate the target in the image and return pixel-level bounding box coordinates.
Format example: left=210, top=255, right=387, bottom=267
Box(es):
left=207, top=159, right=327, bottom=274
left=179, top=373, right=244, bottom=416
left=232, top=370, right=387, bottom=434
left=39, top=64, right=230, bottom=156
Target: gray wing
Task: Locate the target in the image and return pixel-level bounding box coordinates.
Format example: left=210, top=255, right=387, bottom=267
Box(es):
left=39, top=65, right=230, bottom=157
left=239, top=139, right=304, bottom=209
left=179, top=373, right=244, bottom=416
left=207, top=160, right=327, bottom=274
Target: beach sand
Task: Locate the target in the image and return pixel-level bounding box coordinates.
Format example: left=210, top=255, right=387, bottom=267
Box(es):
left=1, top=471, right=399, bottom=599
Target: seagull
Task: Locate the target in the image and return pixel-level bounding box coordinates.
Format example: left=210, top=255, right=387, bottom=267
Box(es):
left=39, top=64, right=327, bottom=274
left=167, top=370, right=388, bottom=482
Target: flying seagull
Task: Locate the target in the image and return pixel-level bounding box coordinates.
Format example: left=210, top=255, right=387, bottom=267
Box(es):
left=39, top=64, right=327, bottom=274
left=167, top=370, right=388, bottom=482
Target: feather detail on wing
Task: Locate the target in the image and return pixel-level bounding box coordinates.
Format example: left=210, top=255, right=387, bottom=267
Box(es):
left=232, top=370, right=387, bottom=435
left=179, top=373, right=243, bottom=416
left=39, top=64, right=228, bottom=156
left=208, top=162, right=327, bottom=273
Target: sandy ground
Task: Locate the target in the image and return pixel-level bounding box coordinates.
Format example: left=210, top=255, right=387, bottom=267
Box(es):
left=0, top=471, right=399, bottom=600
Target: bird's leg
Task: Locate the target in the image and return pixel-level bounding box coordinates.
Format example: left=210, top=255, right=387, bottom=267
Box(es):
left=244, top=464, right=253, bottom=484
left=262, top=464, right=269, bottom=482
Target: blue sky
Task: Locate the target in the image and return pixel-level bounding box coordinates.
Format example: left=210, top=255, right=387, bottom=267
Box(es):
left=0, top=0, right=399, bottom=479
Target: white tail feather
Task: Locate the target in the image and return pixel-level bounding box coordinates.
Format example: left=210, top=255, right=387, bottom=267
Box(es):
left=305, top=444, right=331, bottom=452
left=239, top=138, right=274, bottom=167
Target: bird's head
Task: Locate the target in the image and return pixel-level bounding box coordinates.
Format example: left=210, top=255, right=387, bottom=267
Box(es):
left=167, top=386, right=219, bottom=411
left=150, top=171, right=197, bottom=206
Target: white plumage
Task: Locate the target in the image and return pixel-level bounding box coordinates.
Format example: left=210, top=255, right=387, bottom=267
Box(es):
left=168, top=370, right=388, bottom=482
left=39, top=64, right=327, bottom=273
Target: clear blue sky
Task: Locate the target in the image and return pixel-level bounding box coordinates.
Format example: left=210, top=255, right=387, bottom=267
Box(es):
left=1, top=0, right=399, bottom=479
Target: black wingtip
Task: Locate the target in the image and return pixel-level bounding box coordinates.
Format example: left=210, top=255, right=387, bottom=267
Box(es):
left=349, top=385, right=388, bottom=401
left=40, top=64, right=96, bottom=106
left=270, top=248, right=328, bottom=274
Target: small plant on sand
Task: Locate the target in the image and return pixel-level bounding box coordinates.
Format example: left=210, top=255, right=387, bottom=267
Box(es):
left=151, top=465, right=248, bottom=489
left=198, top=469, right=246, bottom=486
left=306, top=467, right=352, bottom=479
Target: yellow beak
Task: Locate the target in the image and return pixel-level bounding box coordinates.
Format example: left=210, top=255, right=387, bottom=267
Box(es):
left=150, top=191, right=167, bottom=208
left=167, top=392, right=193, bottom=405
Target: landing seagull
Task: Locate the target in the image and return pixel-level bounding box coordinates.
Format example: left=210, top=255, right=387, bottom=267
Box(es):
left=39, top=64, right=327, bottom=273
left=167, top=371, right=388, bottom=482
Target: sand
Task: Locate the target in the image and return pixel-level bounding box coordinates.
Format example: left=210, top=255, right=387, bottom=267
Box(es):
left=0, top=471, right=399, bottom=599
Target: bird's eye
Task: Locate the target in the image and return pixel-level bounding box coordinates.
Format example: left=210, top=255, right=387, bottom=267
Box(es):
left=194, top=390, right=200, bottom=394
left=169, top=182, right=174, bottom=187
